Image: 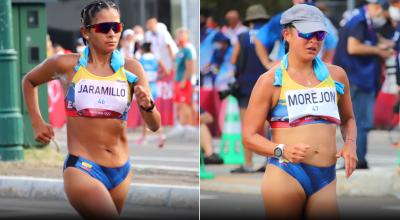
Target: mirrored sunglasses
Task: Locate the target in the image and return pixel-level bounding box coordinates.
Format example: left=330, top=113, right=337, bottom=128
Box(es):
left=86, top=22, right=123, bottom=34
left=297, top=30, right=327, bottom=41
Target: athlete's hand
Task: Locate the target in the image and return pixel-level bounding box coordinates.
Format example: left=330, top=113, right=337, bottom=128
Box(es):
left=336, top=143, right=357, bottom=178
left=32, top=121, right=54, bottom=144
left=135, top=85, right=152, bottom=109
left=283, top=143, right=311, bottom=163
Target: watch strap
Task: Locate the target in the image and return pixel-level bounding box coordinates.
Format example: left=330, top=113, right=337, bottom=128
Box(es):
left=140, top=99, right=155, bottom=112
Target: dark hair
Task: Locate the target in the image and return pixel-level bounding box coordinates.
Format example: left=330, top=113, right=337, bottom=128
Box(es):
left=141, top=42, right=152, bottom=53
left=282, top=24, right=293, bottom=54
left=284, top=41, right=289, bottom=54
left=80, top=0, right=120, bottom=44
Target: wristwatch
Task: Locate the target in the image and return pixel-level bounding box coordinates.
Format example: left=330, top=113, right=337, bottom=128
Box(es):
left=140, top=99, right=155, bottom=112
left=273, top=144, right=285, bottom=159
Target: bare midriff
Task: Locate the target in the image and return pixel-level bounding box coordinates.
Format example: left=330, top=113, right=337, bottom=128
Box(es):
left=66, top=117, right=129, bottom=167
left=271, top=123, right=337, bottom=167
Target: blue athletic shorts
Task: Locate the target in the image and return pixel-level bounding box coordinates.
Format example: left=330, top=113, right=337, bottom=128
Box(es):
left=63, top=154, right=131, bottom=190
left=269, top=157, right=336, bottom=196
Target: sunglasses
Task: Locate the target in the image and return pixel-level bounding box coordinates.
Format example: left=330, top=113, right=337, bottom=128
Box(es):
left=297, top=30, right=327, bottom=41
left=86, top=22, right=123, bottom=34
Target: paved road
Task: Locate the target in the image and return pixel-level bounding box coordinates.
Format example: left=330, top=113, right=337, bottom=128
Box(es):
left=128, top=130, right=199, bottom=172
left=0, top=197, right=198, bottom=220
left=201, top=190, right=400, bottom=220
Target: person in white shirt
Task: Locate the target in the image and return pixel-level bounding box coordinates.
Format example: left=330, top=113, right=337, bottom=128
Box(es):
left=145, top=18, right=178, bottom=76
left=119, top=29, right=135, bottom=59
left=132, top=25, right=145, bottom=59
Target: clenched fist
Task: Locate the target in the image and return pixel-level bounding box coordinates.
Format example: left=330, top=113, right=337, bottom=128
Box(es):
left=33, top=121, right=54, bottom=144
left=282, top=143, right=311, bottom=163
left=134, top=85, right=153, bottom=109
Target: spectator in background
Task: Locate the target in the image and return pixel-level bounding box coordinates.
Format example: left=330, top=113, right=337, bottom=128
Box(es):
left=200, top=9, right=211, bottom=43
left=333, top=0, right=393, bottom=169
left=53, top=43, right=72, bottom=55
left=137, top=42, right=167, bottom=147
left=222, top=10, right=248, bottom=46
left=119, top=29, right=135, bottom=59
left=315, top=1, right=339, bottom=63
left=145, top=18, right=178, bottom=77
left=133, top=25, right=145, bottom=59
left=386, top=0, right=400, bottom=88
left=171, top=28, right=196, bottom=135
left=229, top=4, right=270, bottom=173
left=200, top=11, right=220, bottom=82
left=200, top=108, right=223, bottom=164
left=380, top=0, right=400, bottom=149
left=206, top=32, right=235, bottom=93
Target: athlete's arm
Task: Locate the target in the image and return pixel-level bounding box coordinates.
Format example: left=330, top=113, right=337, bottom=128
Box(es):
left=242, top=71, right=277, bottom=157
left=22, top=53, right=78, bottom=143
left=329, top=64, right=357, bottom=178
left=125, top=58, right=161, bottom=131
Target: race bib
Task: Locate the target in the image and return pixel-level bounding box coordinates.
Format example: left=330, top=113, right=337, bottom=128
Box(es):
left=74, top=79, right=129, bottom=114
left=285, top=87, right=340, bottom=124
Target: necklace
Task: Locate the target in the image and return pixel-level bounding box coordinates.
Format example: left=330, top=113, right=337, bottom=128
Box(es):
left=306, top=69, right=314, bottom=86
left=289, top=68, right=314, bottom=86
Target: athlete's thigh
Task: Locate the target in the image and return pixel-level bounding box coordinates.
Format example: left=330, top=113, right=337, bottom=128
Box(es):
left=63, top=168, right=119, bottom=219
left=304, top=179, right=339, bottom=220
left=261, top=164, right=306, bottom=219
left=110, top=171, right=133, bottom=214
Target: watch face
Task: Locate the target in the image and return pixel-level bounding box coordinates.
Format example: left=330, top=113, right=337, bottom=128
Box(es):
left=274, top=147, right=282, bottom=157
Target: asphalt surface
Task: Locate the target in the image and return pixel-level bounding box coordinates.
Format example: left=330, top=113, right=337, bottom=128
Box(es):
left=0, top=197, right=198, bottom=220
left=200, top=190, right=400, bottom=220
left=126, top=127, right=199, bottom=171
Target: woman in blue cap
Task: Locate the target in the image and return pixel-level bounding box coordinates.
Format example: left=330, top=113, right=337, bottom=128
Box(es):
left=242, top=4, right=357, bottom=219
left=22, top=0, right=160, bottom=219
